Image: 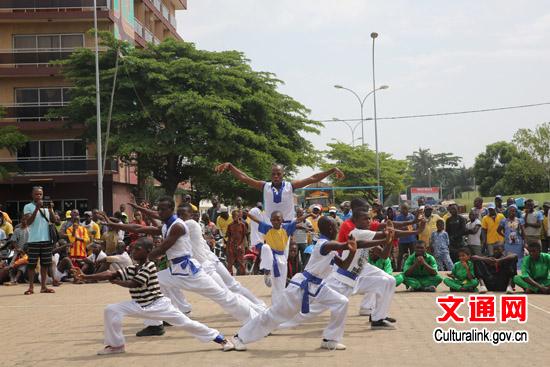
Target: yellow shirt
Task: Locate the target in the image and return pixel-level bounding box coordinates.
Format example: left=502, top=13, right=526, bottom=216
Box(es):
left=216, top=216, right=233, bottom=238
left=418, top=214, right=442, bottom=244
left=2, top=211, right=12, bottom=224
left=481, top=213, right=505, bottom=244
left=1, top=221, right=14, bottom=236
left=84, top=221, right=101, bottom=240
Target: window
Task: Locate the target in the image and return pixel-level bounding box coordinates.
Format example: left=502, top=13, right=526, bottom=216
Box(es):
left=15, top=89, right=38, bottom=104
left=13, top=34, right=84, bottom=50
left=17, top=140, right=86, bottom=159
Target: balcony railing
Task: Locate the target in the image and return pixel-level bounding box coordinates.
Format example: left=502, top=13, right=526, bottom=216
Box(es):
left=153, top=0, right=161, bottom=12
left=0, top=47, right=106, bottom=68
left=0, top=157, right=119, bottom=175
left=0, top=102, right=68, bottom=122
left=0, top=0, right=110, bottom=11
left=169, top=13, right=177, bottom=28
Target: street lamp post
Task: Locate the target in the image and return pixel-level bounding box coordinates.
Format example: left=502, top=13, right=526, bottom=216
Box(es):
left=332, top=118, right=368, bottom=147
left=93, top=0, right=104, bottom=211
left=333, top=85, right=388, bottom=146
left=371, top=32, right=381, bottom=201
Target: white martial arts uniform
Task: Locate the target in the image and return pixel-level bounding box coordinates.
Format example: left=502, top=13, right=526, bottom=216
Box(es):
left=185, top=219, right=266, bottom=308
left=104, top=261, right=219, bottom=347
left=145, top=216, right=259, bottom=327
left=237, top=237, right=349, bottom=344
left=280, top=228, right=395, bottom=328
left=263, top=181, right=295, bottom=222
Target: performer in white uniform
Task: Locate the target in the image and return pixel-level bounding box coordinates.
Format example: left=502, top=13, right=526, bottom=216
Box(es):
left=231, top=216, right=357, bottom=351
left=215, top=163, right=345, bottom=222
left=177, top=204, right=267, bottom=308
left=99, top=197, right=260, bottom=337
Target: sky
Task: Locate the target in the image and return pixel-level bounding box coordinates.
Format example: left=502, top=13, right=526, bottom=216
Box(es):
left=177, top=0, right=550, bottom=178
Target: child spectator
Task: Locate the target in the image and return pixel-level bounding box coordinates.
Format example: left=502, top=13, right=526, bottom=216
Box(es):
left=396, top=241, right=442, bottom=292
left=430, top=219, right=453, bottom=271
left=443, top=248, right=479, bottom=292
left=73, top=237, right=234, bottom=354
left=66, top=217, right=89, bottom=267
left=226, top=209, right=247, bottom=275
left=5, top=248, right=28, bottom=285
left=513, top=242, right=550, bottom=294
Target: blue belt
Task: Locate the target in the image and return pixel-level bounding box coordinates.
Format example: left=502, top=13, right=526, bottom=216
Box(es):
left=170, top=255, right=200, bottom=276
left=272, top=249, right=285, bottom=278
left=336, top=267, right=358, bottom=280
left=294, top=271, right=323, bottom=314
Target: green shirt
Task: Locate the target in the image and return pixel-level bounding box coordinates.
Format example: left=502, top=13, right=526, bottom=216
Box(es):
left=369, top=257, right=393, bottom=275
left=451, top=260, right=475, bottom=282
left=403, top=253, right=438, bottom=277
left=521, top=253, right=550, bottom=281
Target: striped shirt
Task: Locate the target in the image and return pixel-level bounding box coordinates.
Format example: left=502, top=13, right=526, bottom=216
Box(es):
left=117, top=261, right=162, bottom=307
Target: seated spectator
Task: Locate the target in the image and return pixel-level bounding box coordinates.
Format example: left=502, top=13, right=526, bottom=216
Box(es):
left=6, top=248, right=28, bottom=285
left=103, top=241, right=133, bottom=272
left=443, top=248, right=479, bottom=292
left=52, top=239, right=74, bottom=283
left=79, top=243, right=108, bottom=275
left=513, top=242, right=550, bottom=294
left=8, top=213, right=30, bottom=251
left=396, top=241, right=442, bottom=292
left=471, top=244, right=517, bottom=294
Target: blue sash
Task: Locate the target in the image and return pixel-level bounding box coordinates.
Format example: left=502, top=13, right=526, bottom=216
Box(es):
left=271, top=181, right=285, bottom=203
left=163, top=214, right=178, bottom=239
left=336, top=267, right=358, bottom=280
left=272, top=249, right=285, bottom=277
left=294, top=271, right=323, bottom=314
left=170, top=255, right=200, bottom=276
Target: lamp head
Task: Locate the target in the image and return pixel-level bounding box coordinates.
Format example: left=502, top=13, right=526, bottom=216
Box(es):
left=334, top=84, right=344, bottom=89
left=371, top=32, right=379, bottom=39
left=379, top=85, right=389, bottom=90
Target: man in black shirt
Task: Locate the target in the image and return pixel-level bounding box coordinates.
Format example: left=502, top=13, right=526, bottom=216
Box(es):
left=445, top=204, right=466, bottom=262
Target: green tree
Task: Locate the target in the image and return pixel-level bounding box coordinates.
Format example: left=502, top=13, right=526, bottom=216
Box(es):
left=501, top=155, right=547, bottom=195
left=320, top=142, right=411, bottom=203
left=0, top=125, right=28, bottom=179
left=406, top=148, right=462, bottom=187
left=60, top=33, right=319, bottom=198
left=513, top=122, right=550, bottom=192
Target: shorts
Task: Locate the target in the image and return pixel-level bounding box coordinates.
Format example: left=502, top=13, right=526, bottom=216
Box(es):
left=27, top=241, right=53, bottom=267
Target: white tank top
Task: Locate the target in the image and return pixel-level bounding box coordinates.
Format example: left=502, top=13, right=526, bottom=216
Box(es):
left=333, top=228, right=376, bottom=286
left=303, top=237, right=338, bottom=279
left=185, top=219, right=218, bottom=264
left=163, top=218, right=193, bottom=260
left=263, top=181, right=295, bottom=222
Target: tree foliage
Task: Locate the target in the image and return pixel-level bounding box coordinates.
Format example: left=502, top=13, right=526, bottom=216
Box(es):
left=320, top=142, right=411, bottom=203
left=60, top=32, right=320, bottom=198
left=473, top=141, right=546, bottom=196
left=0, top=125, right=28, bottom=179
left=513, top=122, right=550, bottom=192
left=406, top=147, right=462, bottom=187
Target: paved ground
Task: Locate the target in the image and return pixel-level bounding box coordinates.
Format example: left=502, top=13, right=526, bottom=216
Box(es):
left=1, top=275, right=549, bottom=367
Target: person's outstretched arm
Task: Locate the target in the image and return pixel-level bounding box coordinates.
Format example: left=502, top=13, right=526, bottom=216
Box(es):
left=291, top=168, right=344, bottom=189
left=99, top=212, right=161, bottom=236
left=76, top=269, right=119, bottom=282
left=127, top=202, right=160, bottom=220
left=322, top=238, right=357, bottom=270
left=215, top=163, right=265, bottom=191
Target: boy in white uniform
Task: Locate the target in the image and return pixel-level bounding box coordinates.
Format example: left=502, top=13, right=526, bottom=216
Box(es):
left=74, top=238, right=234, bottom=354
left=98, top=197, right=259, bottom=337
left=231, top=216, right=357, bottom=351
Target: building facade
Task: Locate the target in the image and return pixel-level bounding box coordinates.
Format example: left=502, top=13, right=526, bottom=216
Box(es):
left=0, top=0, right=186, bottom=222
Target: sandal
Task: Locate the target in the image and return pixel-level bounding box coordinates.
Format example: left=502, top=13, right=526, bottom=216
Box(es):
left=24, top=289, right=34, bottom=295
left=40, top=288, right=55, bottom=293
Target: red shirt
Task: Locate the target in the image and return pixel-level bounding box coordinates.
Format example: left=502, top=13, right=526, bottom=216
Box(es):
left=337, top=219, right=380, bottom=242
